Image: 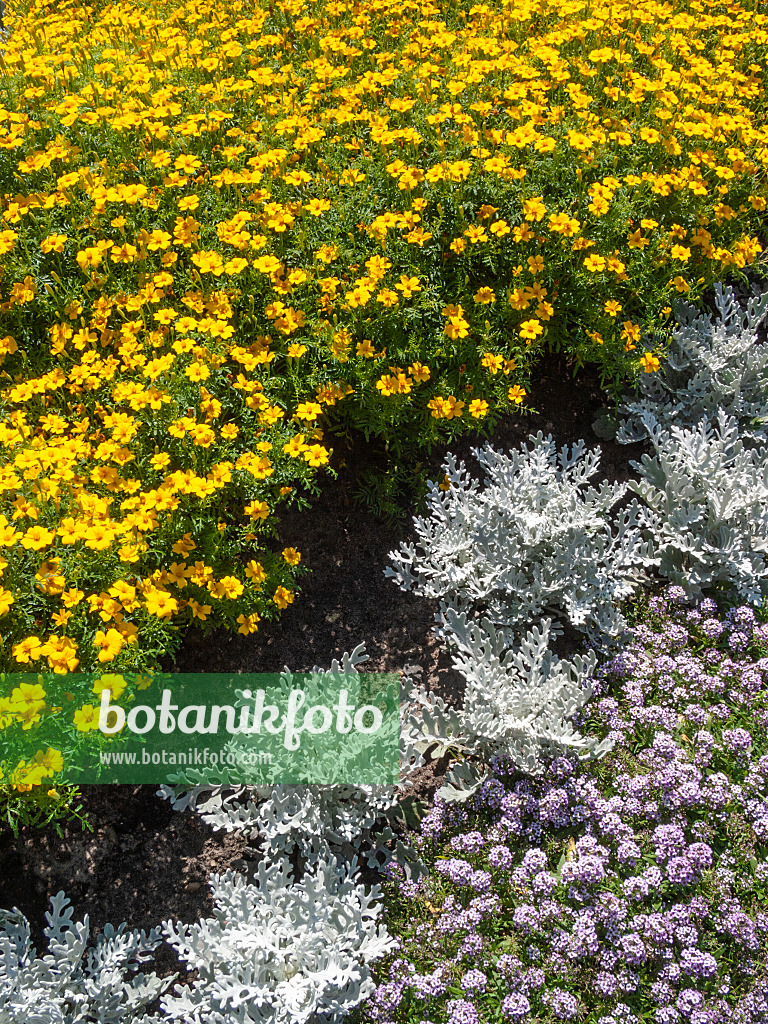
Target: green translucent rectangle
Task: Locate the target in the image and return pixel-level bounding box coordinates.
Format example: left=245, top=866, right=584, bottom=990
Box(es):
left=0, top=670, right=401, bottom=786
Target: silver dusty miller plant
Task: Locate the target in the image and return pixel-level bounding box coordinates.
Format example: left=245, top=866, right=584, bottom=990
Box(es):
left=629, top=407, right=768, bottom=601
left=386, top=434, right=658, bottom=642
left=160, top=854, right=395, bottom=1024
left=0, top=891, right=169, bottom=1023
left=159, top=644, right=428, bottom=874
left=615, top=281, right=768, bottom=444
left=410, top=609, right=613, bottom=801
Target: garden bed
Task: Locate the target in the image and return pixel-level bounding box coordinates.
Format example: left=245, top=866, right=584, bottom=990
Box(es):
left=1, top=0, right=768, bottom=1018
left=0, top=351, right=631, bottom=950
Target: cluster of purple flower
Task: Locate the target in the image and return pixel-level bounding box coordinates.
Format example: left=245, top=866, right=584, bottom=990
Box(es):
left=361, top=589, right=768, bottom=1024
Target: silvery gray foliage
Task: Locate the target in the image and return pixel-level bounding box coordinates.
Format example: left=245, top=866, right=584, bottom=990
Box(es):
left=409, top=610, right=611, bottom=799
left=386, top=435, right=658, bottom=641
left=0, top=891, right=169, bottom=1023
left=161, top=854, right=395, bottom=1024
left=616, top=281, right=768, bottom=444
left=629, top=407, right=768, bottom=602
left=158, top=644, right=426, bottom=874
left=165, top=781, right=409, bottom=866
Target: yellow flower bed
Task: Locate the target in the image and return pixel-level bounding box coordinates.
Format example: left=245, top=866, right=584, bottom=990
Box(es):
left=0, top=0, right=765, bottom=691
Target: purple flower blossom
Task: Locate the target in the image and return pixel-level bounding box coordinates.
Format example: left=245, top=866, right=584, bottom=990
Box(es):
left=680, top=948, right=718, bottom=978
left=701, top=619, right=725, bottom=641
left=435, top=858, right=474, bottom=886
left=446, top=999, right=479, bottom=1024
left=363, top=589, right=768, bottom=1024
left=488, top=844, right=513, bottom=870
left=666, top=855, right=696, bottom=885
left=460, top=969, right=486, bottom=993
left=512, top=905, right=540, bottom=935
left=520, top=848, right=548, bottom=874
left=451, top=831, right=486, bottom=853
left=501, top=993, right=531, bottom=1020
left=548, top=988, right=579, bottom=1020
left=595, top=971, right=618, bottom=996
left=722, top=727, right=752, bottom=753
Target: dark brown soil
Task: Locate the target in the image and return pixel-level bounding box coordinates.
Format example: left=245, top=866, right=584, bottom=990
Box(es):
left=4, top=260, right=765, bottom=974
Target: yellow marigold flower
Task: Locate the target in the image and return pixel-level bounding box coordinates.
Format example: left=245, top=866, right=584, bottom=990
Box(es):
left=245, top=560, right=266, bottom=587
left=639, top=352, right=661, bottom=373
left=409, top=362, right=431, bottom=382
left=92, top=673, right=127, bottom=699
left=519, top=319, right=544, bottom=341
left=288, top=343, right=308, bottom=358
left=621, top=321, right=641, bottom=343
left=469, top=399, right=489, bottom=418
left=508, top=385, right=527, bottom=404
left=40, top=635, right=79, bottom=674
left=13, top=636, right=42, bottom=663
left=522, top=197, right=547, bottom=222
left=473, top=287, right=495, bottom=305
left=94, top=628, right=125, bottom=663
left=548, top=213, right=581, bottom=236
left=109, top=581, right=138, bottom=611
left=73, top=704, right=99, bottom=731
left=273, top=586, right=294, bottom=609
left=151, top=452, right=172, bottom=472
left=144, top=588, right=178, bottom=619
left=427, top=396, right=464, bottom=420
left=172, top=533, right=197, bottom=556
left=583, top=253, right=607, bottom=272
left=34, top=747, right=63, bottom=775
left=185, top=361, right=210, bottom=382
left=187, top=599, right=212, bottom=621
left=211, top=576, right=244, bottom=599
left=395, top=275, right=421, bottom=297
left=11, top=760, right=48, bottom=790
left=295, top=401, right=322, bottom=422
left=191, top=250, right=224, bottom=275
left=464, top=225, right=488, bottom=244
left=282, top=547, right=301, bottom=566
left=61, top=588, right=84, bottom=608
left=444, top=315, right=470, bottom=340
left=604, top=300, right=623, bottom=316
left=21, top=525, right=55, bottom=551
left=527, top=255, right=544, bottom=274
left=639, top=127, right=661, bottom=144
left=606, top=255, right=626, bottom=275
left=283, top=434, right=308, bottom=457
left=0, top=518, right=22, bottom=550
left=376, top=289, right=399, bottom=307
left=303, top=444, right=330, bottom=467
left=481, top=353, right=504, bottom=374
left=10, top=681, right=45, bottom=707
left=41, top=233, right=68, bottom=253
left=305, top=198, right=331, bottom=216
left=237, top=613, right=261, bottom=635
left=167, top=563, right=188, bottom=588
left=355, top=339, right=376, bottom=358
left=245, top=500, right=270, bottom=520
